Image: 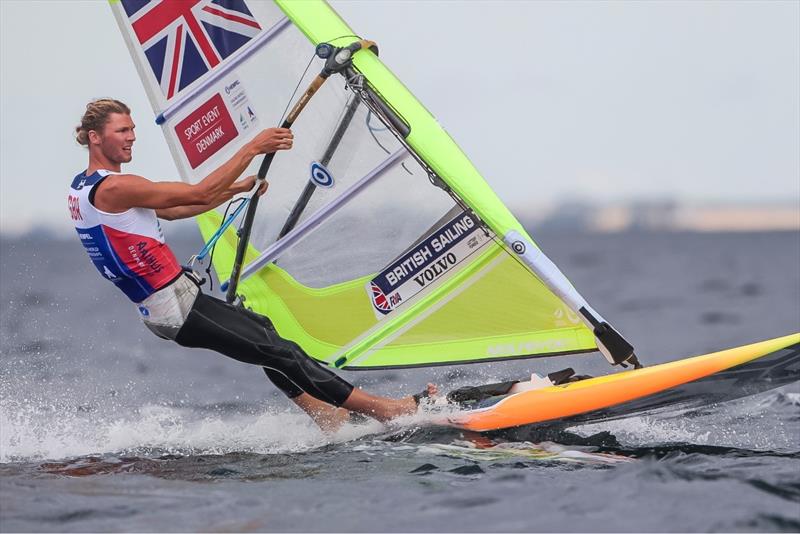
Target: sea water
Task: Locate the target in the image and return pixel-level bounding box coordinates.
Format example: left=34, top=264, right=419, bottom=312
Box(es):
left=1, top=230, right=798, bottom=532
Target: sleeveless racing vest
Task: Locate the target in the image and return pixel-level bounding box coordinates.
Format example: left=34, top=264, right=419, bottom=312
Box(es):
left=68, top=170, right=182, bottom=303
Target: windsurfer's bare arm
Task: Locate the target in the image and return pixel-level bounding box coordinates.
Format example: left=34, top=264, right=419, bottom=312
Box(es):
left=93, top=128, right=291, bottom=213
left=155, top=177, right=268, bottom=221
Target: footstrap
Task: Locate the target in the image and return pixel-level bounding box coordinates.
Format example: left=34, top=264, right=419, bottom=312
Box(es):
left=446, top=380, right=519, bottom=405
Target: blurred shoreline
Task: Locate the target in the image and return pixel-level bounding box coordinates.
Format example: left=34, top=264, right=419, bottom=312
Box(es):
left=515, top=200, right=800, bottom=233
left=4, top=200, right=798, bottom=240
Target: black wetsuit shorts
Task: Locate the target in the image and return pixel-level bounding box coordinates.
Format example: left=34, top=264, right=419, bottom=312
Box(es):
left=173, top=291, right=354, bottom=406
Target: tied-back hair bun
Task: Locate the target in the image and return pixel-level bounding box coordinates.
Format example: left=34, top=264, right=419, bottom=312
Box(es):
left=75, top=98, right=130, bottom=146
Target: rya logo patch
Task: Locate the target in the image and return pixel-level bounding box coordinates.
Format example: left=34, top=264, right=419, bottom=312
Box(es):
left=310, top=161, right=334, bottom=188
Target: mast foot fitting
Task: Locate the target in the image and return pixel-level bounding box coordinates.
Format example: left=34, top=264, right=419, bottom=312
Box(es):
left=594, top=321, right=638, bottom=367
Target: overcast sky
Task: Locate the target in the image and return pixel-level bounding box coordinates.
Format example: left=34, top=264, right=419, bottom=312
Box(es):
left=1, top=0, right=798, bottom=235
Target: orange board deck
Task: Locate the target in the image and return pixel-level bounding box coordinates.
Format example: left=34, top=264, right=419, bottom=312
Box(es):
left=437, top=333, right=800, bottom=432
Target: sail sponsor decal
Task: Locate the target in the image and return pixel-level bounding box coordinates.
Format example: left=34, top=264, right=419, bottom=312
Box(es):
left=176, top=92, right=237, bottom=168
left=224, top=77, right=258, bottom=133
left=553, top=306, right=581, bottom=326
left=366, top=211, right=490, bottom=318
left=487, top=338, right=569, bottom=358
left=174, top=75, right=257, bottom=169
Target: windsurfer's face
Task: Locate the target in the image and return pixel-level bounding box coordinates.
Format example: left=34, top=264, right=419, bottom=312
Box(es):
left=95, top=113, right=136, bottom=164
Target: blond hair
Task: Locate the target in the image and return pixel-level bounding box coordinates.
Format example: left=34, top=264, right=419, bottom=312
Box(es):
left=75, top=98, right=131, bottom=146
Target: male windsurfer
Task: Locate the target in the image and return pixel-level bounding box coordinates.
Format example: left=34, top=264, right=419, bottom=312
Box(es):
left=69, top=98, right=434, bottom=431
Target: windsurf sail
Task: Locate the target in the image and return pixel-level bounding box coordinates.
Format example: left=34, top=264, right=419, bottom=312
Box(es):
left=110, top=0, right=639, bottom=370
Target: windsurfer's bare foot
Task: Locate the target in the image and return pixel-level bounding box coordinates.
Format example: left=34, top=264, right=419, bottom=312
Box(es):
left=412, top=382, right=439, bottom=406
left=395, top=382, right=440, bottom=415
left=342, top=383, right=438, bottom=422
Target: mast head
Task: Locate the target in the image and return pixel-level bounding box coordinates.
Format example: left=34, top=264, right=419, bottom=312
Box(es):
left=318, top=40, right=378, bottom=78
left=315, top=43, right=334, bottom=59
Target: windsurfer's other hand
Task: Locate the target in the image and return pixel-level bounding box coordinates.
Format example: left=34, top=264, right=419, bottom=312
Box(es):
left=249, top=127, right=293, bottom=155
left=233, top=175, right=268, bottom=196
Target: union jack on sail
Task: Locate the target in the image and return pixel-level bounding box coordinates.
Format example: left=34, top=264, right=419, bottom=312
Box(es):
left=120, top=0, right=261, bottom=100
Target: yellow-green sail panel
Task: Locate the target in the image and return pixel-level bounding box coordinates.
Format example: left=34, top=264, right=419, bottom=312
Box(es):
left=372, top=254, right=596, bottom=368
left=199, top=210, right=595, bottom=369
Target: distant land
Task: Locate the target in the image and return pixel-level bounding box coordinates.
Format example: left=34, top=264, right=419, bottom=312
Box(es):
left=2, top=200, right=798, bottom=240
left=515, top=200, right=799, bottom=233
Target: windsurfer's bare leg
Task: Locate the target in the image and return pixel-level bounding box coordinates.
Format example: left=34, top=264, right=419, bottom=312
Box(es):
left=290, top=393, right=352, bottom=433
left=291, top=383, right=438, bottom=431
left=265, top=366, right=437, bottom=430
left=341, top=383, right=437, bottom=423
left=173, top=294, right=438, bottom=426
